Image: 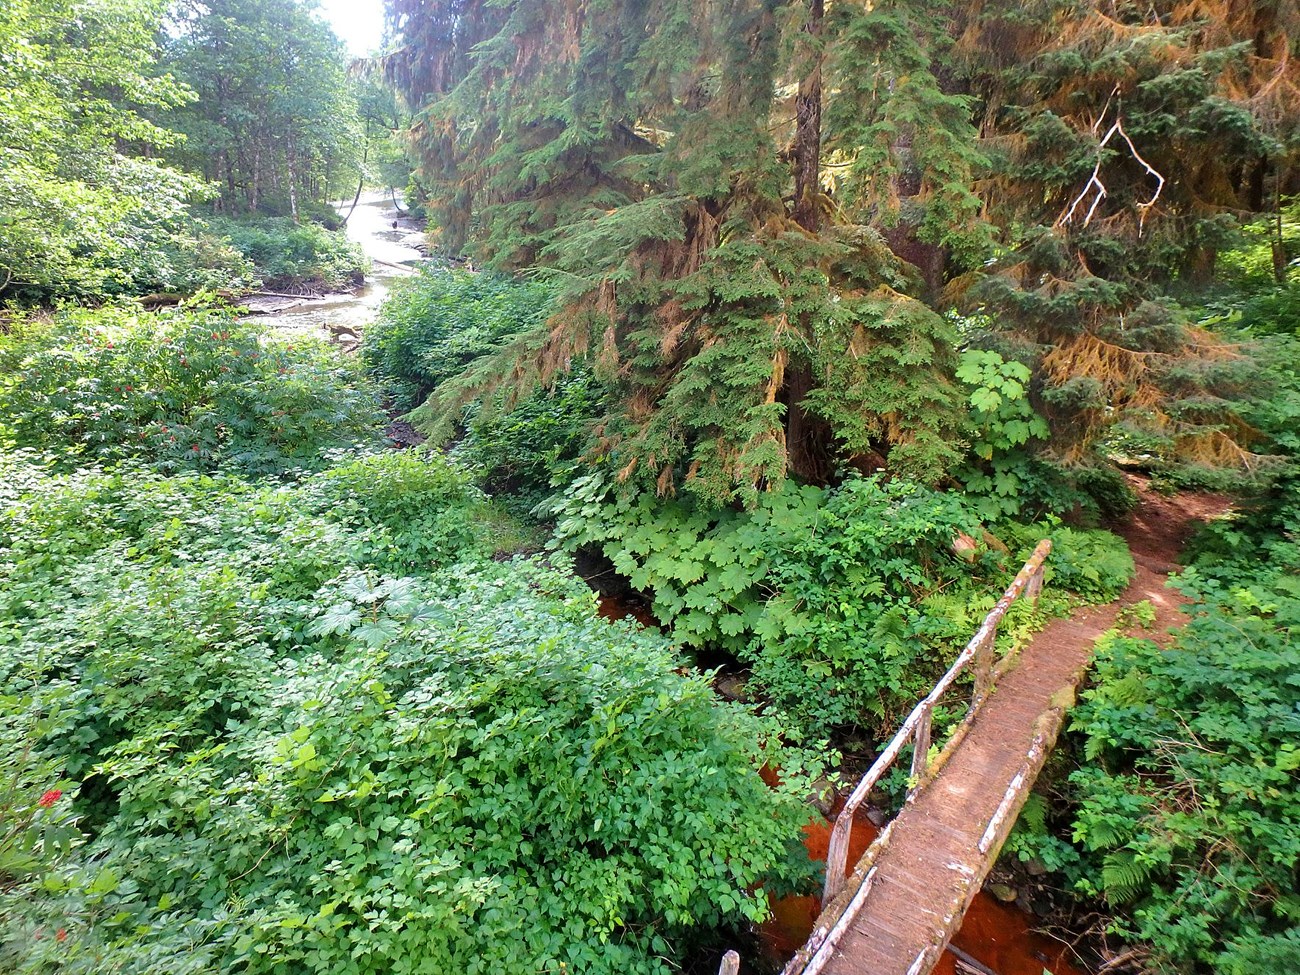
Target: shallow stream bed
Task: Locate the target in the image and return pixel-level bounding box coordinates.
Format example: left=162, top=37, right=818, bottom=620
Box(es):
left=249, top=191, right=426, bottom=339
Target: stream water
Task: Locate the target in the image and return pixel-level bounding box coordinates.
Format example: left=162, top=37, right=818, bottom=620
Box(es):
left=251, top=191, right=426, bottom=337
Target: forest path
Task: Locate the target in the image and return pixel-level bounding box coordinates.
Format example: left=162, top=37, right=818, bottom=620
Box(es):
left=790, top=481, right=1230, bottom=975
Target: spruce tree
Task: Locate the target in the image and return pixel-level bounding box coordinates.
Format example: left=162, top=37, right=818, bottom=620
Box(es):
left=954, top=0, right=1300, bottom=468
left=384, top=0, right=1299, bottom=503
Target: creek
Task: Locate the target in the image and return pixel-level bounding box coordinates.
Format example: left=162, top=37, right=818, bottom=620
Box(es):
left=249, top=191, right=425, bottom=337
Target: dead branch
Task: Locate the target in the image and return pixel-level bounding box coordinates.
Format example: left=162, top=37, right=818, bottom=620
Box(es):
left=1058, top=113, right=1166, bottom=235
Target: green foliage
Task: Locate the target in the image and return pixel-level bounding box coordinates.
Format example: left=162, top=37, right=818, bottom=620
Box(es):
left=0, top=305, right=384, bottom=475
left=1044, top=320, right=1300, bottom=973
left=385, top=0, right=973, bottom=502
left=457, top=369, right=605, bottom=511
left=163, top=0, right=362, bottom=218
left=1215, top=204, right=1299, bottom=288
left=1000, top=522, right=1134, bottom=603
left=0, top=452, right=820, bottom=974
left=384, top=0, right=1297, bottom=497
left=956, top=347, right=1052, bottom=519
left=0, top=0, right=210, bottom=301
left=1068, top=588, right=1300, bottom=973
left=1, top=656, right=80, bottom=887
left=548, top=474, right=1114, bottom=735
left=1238, top=283, right=1300, bottom=338
left=311, top=452, right=484, bottom=571
left=364, top=268, right=558, bottom=412
left=210, top=217, right=367, bottom=290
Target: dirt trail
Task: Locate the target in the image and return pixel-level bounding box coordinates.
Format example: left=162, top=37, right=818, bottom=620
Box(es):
left=802, top=482, right=1230, bottom=975
left=1110, top=476, right=1231, bottom=641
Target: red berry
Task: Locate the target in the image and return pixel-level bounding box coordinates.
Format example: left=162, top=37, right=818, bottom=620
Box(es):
left=37, top=789, right=62, bottom=808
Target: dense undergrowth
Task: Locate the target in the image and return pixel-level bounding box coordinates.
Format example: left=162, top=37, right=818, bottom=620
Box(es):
left=209, top=216, right=368, bottom=292
left=367, top=263, right=1299, bottom=973
left=368, top=270, right=1137, bottom=741
left=1006, top=287, right=1300, bottom=974
left=0, top=306, right=383, bottom=475
left=3, top=230, right=1295, bottom=974
left=0, top=308, right=823, bottom=975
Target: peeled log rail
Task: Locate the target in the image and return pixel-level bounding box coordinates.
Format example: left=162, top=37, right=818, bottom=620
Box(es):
left=819, top=539, right=1052, bottom=905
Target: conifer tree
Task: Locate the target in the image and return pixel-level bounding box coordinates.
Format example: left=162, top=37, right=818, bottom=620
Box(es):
left=953, top=0, right=1300, bottom=467
left=384, top=0, right=1300, bottom=503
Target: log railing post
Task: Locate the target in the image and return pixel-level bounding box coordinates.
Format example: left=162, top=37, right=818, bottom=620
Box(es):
left=973, top=622, right=997, bottom=701
left=824, top=809, right=853, bottom=902
left=1026, top=562, right=1044, bottom=604
left=719, top=950, right=740, bottom=975
left=909, top=701, right=932, bottom=791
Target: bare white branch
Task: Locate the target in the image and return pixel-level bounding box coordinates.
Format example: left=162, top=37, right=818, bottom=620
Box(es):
left=1057, top=110, right=1165, bottom=236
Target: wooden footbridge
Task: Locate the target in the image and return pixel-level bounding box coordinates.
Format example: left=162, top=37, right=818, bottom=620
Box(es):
left=722, top=538, right=1102, bottom=975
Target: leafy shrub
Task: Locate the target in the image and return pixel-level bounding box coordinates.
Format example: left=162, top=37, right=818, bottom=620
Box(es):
left=1238, top=283, right=1300, bottom=338
left=457, top=368, right=604, bottom=510
left=0, top=455, right=821, bottom=974
left=1068, top=587, right=1300, bottom=973
left=999, top=521, right=1134, bottom=602
left=0, top=305, right=384, bottom=475
left=309, top=451, right=485, bottom=571
left=363, top=268, right=557, bottom=410
left=956, top=348, right=1138, bottom=522
left=550, top=474, right=1083, bottom=735
left=210, top=216, right=367, bottom=290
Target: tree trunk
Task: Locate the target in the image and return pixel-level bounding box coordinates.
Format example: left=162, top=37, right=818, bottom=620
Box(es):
left=286, top=129, right=300, bottom=222
left=223, top=149, right=237, bottom=207
left=250, top=146, right=261, bottom=214
left=343, top=128, right=370, bottom=226
left=1273, top=169, right=1290, bottom=284
left=792, top=0, right=824, bottom=234
left=785, top=0, right=833, bottom=484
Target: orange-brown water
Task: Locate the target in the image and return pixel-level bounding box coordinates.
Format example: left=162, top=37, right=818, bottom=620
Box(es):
left=760, top=809, right=1084, bottom=975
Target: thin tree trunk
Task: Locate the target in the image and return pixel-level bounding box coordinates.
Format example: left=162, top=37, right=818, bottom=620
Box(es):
left=250, top=146, right=261, bottom=214
left=792, top=0, right=824, bottom=234
left=286, top=129, right=300, bottom=222
left=343, top=130, right=370, bottom=226
left=785, top=0, right=833, bottom=483
left=1273, top=166, right=1289, bottom=284
left=223, top=149, right=237, bottom=208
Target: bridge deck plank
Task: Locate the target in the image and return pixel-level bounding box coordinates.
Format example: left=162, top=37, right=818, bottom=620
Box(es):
left=813, top=601, right=1124, bottom=975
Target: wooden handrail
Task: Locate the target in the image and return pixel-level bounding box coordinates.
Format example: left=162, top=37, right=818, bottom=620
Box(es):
left=821, top=539, right=1052, bottom=902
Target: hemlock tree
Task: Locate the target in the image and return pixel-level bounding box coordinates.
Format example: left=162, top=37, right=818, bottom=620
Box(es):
left=384, top=0, right=1300, bottom=505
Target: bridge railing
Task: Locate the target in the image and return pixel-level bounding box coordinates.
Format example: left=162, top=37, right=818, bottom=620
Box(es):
left=820, top=538, right=1052, bottom=903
